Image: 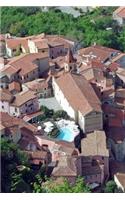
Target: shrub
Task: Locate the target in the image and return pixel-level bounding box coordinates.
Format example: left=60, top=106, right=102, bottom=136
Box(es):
left=49, top=128, right=59, bottom=138
left=40, top=106, right=54, bottom=118
left=104, top=180, right=117, bottom=193
left=53, top=110, right=69, bottom=120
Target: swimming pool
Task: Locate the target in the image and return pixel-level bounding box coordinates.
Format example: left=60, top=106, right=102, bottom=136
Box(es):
left=56, top=127, right=75, bottom=142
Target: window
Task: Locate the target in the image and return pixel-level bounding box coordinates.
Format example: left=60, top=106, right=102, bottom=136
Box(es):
left=2, top=105, right=4, bottom=109
left=25, top=103, right=27, bottom=107
left=1, top=85, right=3, bottom=89
left=15, top=107, right=17, bottom=112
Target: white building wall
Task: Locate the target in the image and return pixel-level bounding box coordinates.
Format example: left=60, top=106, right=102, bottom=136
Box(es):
left=0, top=100, right=10, bottom=114
left=52, top=78, right=103, bottom=132
left=78, top=111, right=85, bottom=132
left=52, top=78, right=76, bottom=120
left=28, top=40, right=38, bottom=53
left=6, top=47, right=12, bottom=57
left=9, top=106, right=20, bottom=117
left=114, top=175, right=125, bottom=192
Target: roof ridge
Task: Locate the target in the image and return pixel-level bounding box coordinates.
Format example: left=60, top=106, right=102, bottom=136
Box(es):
left=71, top=74, right=92, bottom=111
left=71, top=73, right=95, bottom=112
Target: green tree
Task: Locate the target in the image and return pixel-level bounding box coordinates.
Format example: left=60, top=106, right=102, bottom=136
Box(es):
left=45, top=177, right=91, bottom=193
left=104, top=180, right=117, bottom=193
left=72, top=177, right=91, bottom=193
left=9, top=22, right=28, bottom=37
left=1, top=139, right=30, bottom=192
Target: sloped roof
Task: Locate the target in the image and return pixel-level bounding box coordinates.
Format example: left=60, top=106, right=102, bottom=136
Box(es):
left=9, top=81, right=21, bottom=92
left=79, top=45, right=120, bottom=63
left=6, top=37, right=29, bottom=50
left=55, top=72, right=101, bottom=115
left=52, top=156, right=77, bottom=177
left=7, top=53, right=48, bottom=76
left=0, top=112, right=22, bottom=128
left=1, top=64, right=21, bottom=76
left=114, top=7, right=125, bottom=18
left=81, top=130, right=109, bottom=157
left=24, top=78, right=48, bottom=91
left=115, top=173, right=125, bottom=188
left=10, top=90, right=37, bottom=107
left=0, top=88, right=14, bottom=102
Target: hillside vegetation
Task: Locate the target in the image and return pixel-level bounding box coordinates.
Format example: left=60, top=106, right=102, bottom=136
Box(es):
left=1, top=7, right=125, bottom=51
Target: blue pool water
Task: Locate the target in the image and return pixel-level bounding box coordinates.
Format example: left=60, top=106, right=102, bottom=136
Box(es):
left=56, top=127, right=74, bottom=142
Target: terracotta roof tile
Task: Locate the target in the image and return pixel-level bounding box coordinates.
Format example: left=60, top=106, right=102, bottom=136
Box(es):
left=1, top=64, right=21, bottom=76
left=24, top=78, right=48, bottom=91
left=9, top=81, right=21, bottom=92
left=114, top=7, right=125, bottom=18
left=6, top=37, right=28, bottom=50
left=81, top=130, right=109, bottom=156
left=0, top=112, right=22, bottom=128
left=55, top=72, right=101, bottom=115
left=10, top=90, right=37, bottom=107
left=0, top=88, right=14, bottom=102
left=79, top=45, right=120, bottom=63
left=115, top=173, right=125, bottom=188
left=7, top=53, right=48, bottom=76
left=52, top=156, right=77, bottom=177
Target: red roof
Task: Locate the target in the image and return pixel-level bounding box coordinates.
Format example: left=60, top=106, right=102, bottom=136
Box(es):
left=6, top=37, right=29, bottom=50
left=55, top=72, right=101, bottom=116
left=9, top=81, right=21, bottom=92
left=114, top=7, right=125, bottom=18
left=108, top=62, right=119, bottom=72
left=79, top=45, right=120, bottom=63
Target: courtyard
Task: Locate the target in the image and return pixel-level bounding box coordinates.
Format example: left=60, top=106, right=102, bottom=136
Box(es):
left=39, top=97, right=62, bottom=111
